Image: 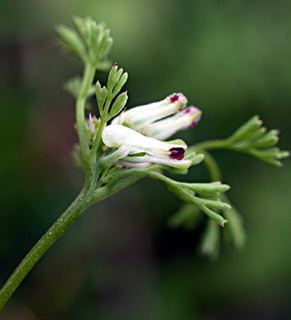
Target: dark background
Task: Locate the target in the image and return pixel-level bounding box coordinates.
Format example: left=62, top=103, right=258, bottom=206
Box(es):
left=0, top=1, right=290, bottom=319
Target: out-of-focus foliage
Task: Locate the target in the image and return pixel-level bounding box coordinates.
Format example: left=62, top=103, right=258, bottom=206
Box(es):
left=0, top=1, right=290, bottom=319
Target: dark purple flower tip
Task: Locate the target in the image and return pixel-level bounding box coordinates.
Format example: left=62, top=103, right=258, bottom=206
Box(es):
left=170, top=94, right=179, bottom=102
left=170, top=147, right=185, bottom=160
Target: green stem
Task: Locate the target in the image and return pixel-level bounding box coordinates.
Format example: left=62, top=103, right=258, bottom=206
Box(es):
left=190, top=139, right=230, bottom=152
left=92, top=173, right=145, bottom=203
left=0, top=190, right=90, bottom=310
left=76, top=63, right=96, bottom=162
left=0, top=165, right=149, bottom=311
left=89, top=97, right=112, bottom=162
left=190, top=139, right=225, bottom=181
left=201, top=151, right=222, bottom=182
left=0, top=164, right=100, bottom=311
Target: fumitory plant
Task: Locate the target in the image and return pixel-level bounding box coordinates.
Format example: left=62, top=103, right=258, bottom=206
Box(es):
left=0, top=16, right=289, bottom=311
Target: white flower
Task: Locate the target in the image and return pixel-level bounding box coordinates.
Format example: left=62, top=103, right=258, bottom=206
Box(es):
left=141, top=106, right=202, bottom=140
left=112, top=93, right=187, bottom=130
left=102, top=124, right=192, bottom=169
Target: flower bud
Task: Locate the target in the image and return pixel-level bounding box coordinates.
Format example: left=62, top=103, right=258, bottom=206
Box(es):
left=86, top=113, right=100, bottom=144
left=112, top=93, right=188, bottom=130
left=141, top=106, right=202, bottom=140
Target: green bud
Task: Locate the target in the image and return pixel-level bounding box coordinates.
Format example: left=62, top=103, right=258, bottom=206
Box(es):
left=96, top=81, right=107, bottom=115
left=199, top=205, right=227, bottom=226
left=72, top=16, right=86, bottom=36
left=99, top=37, right=113, bottom=62
left=250, top=130, right=279, bottom=148
left=252, top=147, right=280, bottom=158
left=107, top=64, right=118, bottom=93
left=250, top=147, right=288, bottom=166
left=98, top=29, right=112, bottom=60
left=107, top=66, right=124, bottom=96
left=92, top=24, right=102, bottom=46
left=229, top=115, right=262, bottom=142
left=113, top=68, right=124, bottom=83
left=181, top=181, right=230, bottom=196
left=277, top=150, right=290, bottom=159
left=55, top=25, right=86, bottom=60
left=244, top=127, right=266, bottom=141
left=72, top=17, right=113, bottom=66
left=108, top=92, right=128, bottom=119
left=72, top=16, right=93, bottom=47
left=200, top=198, right=231, bottom=211
left=112, top=73, right=128, bottom=98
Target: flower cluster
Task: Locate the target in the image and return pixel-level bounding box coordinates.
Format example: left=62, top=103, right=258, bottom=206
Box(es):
left=101, top=93, right=202, bottom=168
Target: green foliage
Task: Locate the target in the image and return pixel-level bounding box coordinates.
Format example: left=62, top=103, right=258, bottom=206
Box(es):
left=55, top=24, right=86, bottom=60
left=222, top=198, right=246, bottom=250
left=228, top=116, right=289, bottom=166
left=168, top=204, right=202, bottom=229
left=200, top=219, right=220, bottom=260
left=64, top=76, right=95, bottom=98
left=56, top=16, right=113, bottom=68
left=96, top=65, right=128, bottom=121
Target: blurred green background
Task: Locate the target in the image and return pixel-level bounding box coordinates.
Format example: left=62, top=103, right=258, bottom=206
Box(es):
left=0, top=0, right=290, bottom=319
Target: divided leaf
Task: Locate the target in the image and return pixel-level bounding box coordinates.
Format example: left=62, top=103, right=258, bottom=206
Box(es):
left=228, top=116, right=289, bottom=166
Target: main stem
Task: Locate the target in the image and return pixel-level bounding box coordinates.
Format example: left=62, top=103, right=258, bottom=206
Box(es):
left=0, top=164, right=148, bottom=311
left=0, top=172, right=98, bottom=310
left=76, top=63, right=96, bottom=160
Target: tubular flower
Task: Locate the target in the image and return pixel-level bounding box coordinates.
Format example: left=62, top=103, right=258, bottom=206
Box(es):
left=141, top=106, right=202, bottom=140
left=102, top=124, right=192, bottom=169
left=112, top=93, right=187, bottom=130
